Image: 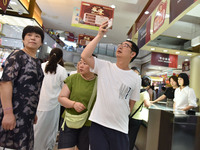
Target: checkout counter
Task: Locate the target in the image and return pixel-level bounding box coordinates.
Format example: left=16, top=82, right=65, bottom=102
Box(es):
left=134, top=103, right=200, bottom=150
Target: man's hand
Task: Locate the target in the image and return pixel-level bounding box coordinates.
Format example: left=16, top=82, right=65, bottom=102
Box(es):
left=2, top=113, right=16, bottom=130
left=98, top=21, right=109, bottom=38
left=73, top=102, right=86, bottom=113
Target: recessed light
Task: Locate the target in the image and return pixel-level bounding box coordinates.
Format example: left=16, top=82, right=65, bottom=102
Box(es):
left=185, top=59, right=189, bottom=61
left=151, top=48, right=155, bottom=50
left=110, top=5, right=115, bottom=8
left=103, top=35, right=107, bottom=38
left=187, top=53, right=192, bottom=56
left=37, top=50, right=40, bottom=52
left=144, top=11, right=149, bottom=15
left=177, top=35, right=181, bottom=38
left=176, top=51, right=180, bottom=54
left=163, top=50, right=168, bottom=52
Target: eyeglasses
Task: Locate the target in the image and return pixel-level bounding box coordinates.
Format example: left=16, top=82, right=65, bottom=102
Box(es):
left=117, top=43, right=134, bottom=51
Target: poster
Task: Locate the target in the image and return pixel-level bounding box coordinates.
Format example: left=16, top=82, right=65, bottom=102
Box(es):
left=153, top=0, right=167, bottom=33
left=169, top=0, right=195, bottom=23
left=72, top=1, right=114, bottom=31
left=137, top=17, right=151, bottom=49
left=78, top=34, right=95, bottom=46
left=151, top=52, right=178, bottom=68
left=0, top=0, right=10, bottom=12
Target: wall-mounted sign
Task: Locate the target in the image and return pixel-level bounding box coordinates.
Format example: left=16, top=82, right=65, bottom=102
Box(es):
left=72, top=1, right=114, bottom=31
left=137, top=17, right=151, bottom=49
left=153, top=0, right=167, bottom=33
left=78, top=34, right=95, bottom=46
left=182, top=61, right=190, bottom=72
left=0, top=0, right=11, bottom=12
left=151, top=52, right=178, bottom=68
left=169, top=0, right=196, bottom=23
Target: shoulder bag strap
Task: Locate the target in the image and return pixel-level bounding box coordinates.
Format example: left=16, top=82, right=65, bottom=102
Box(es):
left=129, top=102, right=144, bottom=118
left=87, top=78, right=97, bottom=111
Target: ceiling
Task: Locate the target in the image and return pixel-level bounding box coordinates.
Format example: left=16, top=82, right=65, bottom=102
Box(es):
left=36, top=0, right=149, bottom=44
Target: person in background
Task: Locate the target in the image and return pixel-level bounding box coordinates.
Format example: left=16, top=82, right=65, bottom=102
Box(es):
left=81, top=22, right=141, bottom=150
left=0, top=26, right=44, bottom=150
left=0, top=62, right=5, bottom=78
left=34, top=48, right=68, bottom=150
left=173, top=73, right=197, bottom=111
left=58, top=58, right=97, bottom=150
left=131, top=66, right=140, bottom=75
left=129, top=76, right=151, bottom=150
left=151, top=76, right=178, bottom=104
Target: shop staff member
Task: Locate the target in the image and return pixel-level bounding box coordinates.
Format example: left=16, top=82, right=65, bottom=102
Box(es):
left=173, top=73, right=197, bottom=111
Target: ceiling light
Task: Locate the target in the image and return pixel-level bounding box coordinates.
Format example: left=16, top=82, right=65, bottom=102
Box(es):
left=103, top=35, right=107, bottom=38
left=163, top=50, right=168, bottom=52
left=151, top=48, right=155, bottom=50
left=144, top=11, right=149, bottom=15
left=185, top=59, right=189, bottom=61
left=37, top=50, right=40, bottom=52
left=187, top=53, right=192, bottom=56
left=175, top=51, right=180, bottom=54
left=177, top=35, right=181, bottom=38
left=110, top=5, right=115, bottom=8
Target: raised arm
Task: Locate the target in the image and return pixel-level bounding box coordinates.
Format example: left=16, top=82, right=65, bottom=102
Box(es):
left=81, top=22, right=108, bottom=69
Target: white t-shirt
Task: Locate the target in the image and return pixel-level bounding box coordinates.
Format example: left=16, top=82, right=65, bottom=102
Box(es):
left=37, top=62, right=68, bottom=111
left=173, top=86, right=197, bottom=110
left=89, top=58, right=141, bottom=134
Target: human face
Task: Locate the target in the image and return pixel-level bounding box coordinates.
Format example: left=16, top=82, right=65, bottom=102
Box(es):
left=79, top=59, right=90, bottom=75
left=170, top=78, right=177, bottom=88
left=23, top=32, right=42, bottom=50
left=116, top=41, right=136, bottom=61
left=178, top=77, right=184, bottom=87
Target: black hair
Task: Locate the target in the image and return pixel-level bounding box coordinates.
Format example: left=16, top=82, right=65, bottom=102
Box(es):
left=169, top=75, right=178, bottom=86
left=45, top=48, right=63, bottom=74
left=22, top=25, right=44, bottom=43
left=142, top=76, right=151, bottom=87
left=92, top=53, right=97, bottom=58
left=126, top=40, right=139, bottom=63
left=161, top=87, right=166, bottom=91
left=131, top=66, right=140, bottom=74
left=178, top=73, right=189, bottom=86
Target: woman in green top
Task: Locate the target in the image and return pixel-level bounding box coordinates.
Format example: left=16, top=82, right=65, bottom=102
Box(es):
left=58, top=58, right=97, bottom=150
left=129, top=76, right=151, bottom=150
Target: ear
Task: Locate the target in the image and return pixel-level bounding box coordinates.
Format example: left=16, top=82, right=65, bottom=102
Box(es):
left=130, top=51, right=136, bottom=59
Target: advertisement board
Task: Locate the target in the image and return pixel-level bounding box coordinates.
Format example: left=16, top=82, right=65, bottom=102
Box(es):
left=72, top=1, right=114, bottom=31
left=0, top=0, right=10, bottom=12
left=151, top=52, right=178, bottom=68
left=78, top=34, right=95, bottom=46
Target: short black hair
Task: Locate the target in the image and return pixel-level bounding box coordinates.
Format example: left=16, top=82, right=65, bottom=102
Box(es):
left=142, top=75, right=151, bottom=87
left=22, top=26, right=44, bottom=43
left=169, top=75, right=178, bottom=86
left=126, top=40, right=139, bottom=63
left=178, top=73, right=189, bottom=86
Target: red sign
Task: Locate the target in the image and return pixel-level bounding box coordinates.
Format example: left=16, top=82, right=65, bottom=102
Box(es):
left=0, top=0, right=10, bottom=12
left=79, top=1, right=114, bottom=28
left=151, top=52, right=178, bottom=68
left=153, top=0, right=167, bottom=33
left=170, top=0, right=195, bottom=23
left=78, top=34, right=95, bottom=46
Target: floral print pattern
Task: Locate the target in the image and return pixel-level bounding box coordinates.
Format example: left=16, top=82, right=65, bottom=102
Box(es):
left=0, top=50, right=44, bottom=150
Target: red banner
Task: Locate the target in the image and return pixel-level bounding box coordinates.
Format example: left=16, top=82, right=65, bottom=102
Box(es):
left=78, top=34, right=95, bottom=46
left=151, top=52, right=178, bottom=68
left=0, top=0, right=10, bottom=12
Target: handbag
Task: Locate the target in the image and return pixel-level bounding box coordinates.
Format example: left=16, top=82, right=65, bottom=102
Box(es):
left=61, top=79, right=97, bottom=130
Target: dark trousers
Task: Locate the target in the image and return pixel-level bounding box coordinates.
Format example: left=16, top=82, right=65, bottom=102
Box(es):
left=128, top=118, right=142, bottom=150
left=89, top=122, right=129, bottom=150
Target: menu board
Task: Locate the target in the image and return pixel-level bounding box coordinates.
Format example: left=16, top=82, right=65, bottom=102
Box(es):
left=78, top=34, right=95, bottom=46
left=72, top=1, right=114, bottom=30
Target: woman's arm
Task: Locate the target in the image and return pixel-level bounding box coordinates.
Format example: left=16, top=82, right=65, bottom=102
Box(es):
left=151, top=94, right=167, bottom=104
left=0, top=81, right=16, bottom=130
left=58, top=84, right=86, bottom=113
